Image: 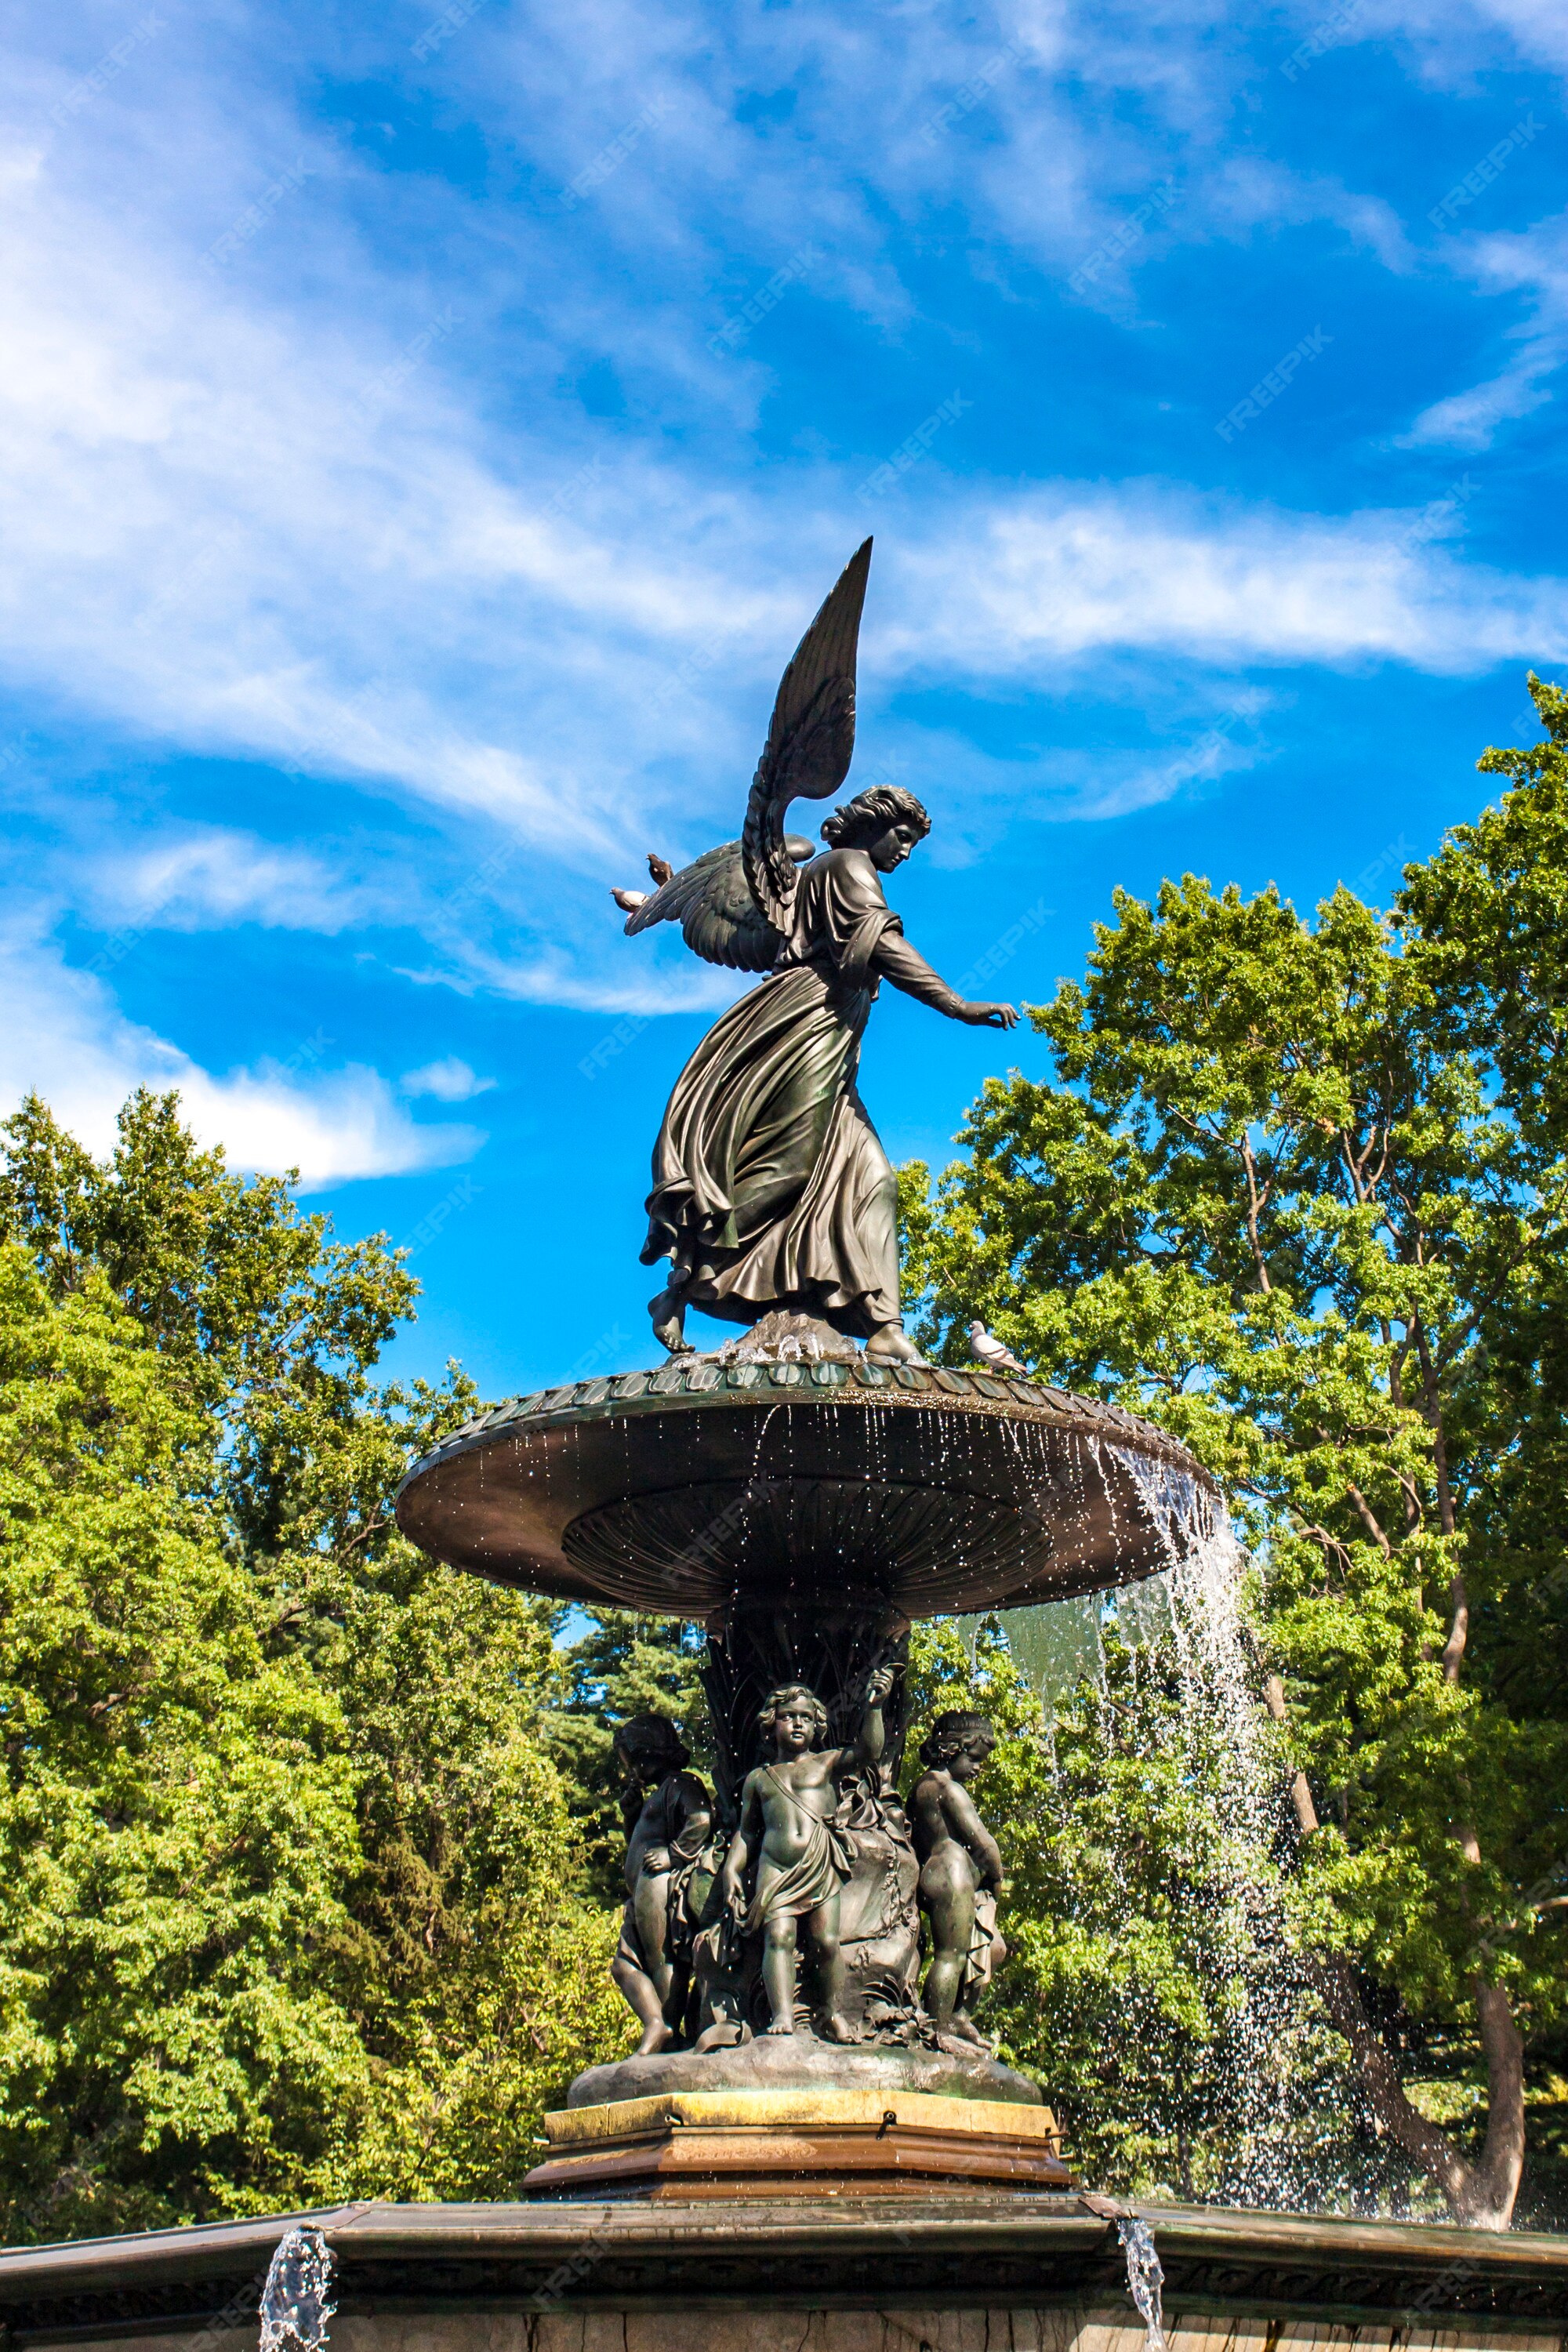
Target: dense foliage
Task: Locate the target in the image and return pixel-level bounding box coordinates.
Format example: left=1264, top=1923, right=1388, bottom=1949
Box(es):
left=902, top=677, right=1568, bottom=2227
left=0, top=1094, right=622, bottom=2242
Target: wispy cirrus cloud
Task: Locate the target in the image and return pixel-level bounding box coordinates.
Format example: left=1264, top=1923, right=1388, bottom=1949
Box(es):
left=0, top=920, right=483, bottom=1185
left=1404, top=212, right=1568, bottom=448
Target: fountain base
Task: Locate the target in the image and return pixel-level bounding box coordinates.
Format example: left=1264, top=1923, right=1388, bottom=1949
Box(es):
left=524, top=2086, right=1070, bottom=2201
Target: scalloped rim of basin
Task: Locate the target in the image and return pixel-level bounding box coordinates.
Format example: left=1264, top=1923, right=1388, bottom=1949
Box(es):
left=394, top=1357, right=1221, bottom=1619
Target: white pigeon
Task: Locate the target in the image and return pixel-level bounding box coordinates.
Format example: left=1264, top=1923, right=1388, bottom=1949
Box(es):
left=968, top=1319, right=1029, bottom=1377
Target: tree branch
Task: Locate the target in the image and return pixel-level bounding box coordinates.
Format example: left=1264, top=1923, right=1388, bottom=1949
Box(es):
left=1238, top=1131, right=1272, bottom=1293
left=1343, top=1481, right=1392, bottom=1559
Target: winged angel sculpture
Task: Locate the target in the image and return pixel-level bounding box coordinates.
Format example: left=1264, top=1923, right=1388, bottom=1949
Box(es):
left=613, top=541, right=1017, bottom=1363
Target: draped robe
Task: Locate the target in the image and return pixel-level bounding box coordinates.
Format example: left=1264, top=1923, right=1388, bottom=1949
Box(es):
left=641, top=848, right=963, bottom=1338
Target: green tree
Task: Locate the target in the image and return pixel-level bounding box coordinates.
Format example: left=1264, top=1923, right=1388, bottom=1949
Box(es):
left=0, top=1092, right=622, bottom=2238
left=902, top=681, right=1568, bottom=2228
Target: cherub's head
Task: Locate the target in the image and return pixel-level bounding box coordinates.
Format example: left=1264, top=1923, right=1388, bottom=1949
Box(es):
left=757, top=1682, right=829, bottom=1758
left=918, top=1710, right=997, bottom=1782
left=822, top=786, right=932, bottom=874
left=613, top=1711, right=691, bottom=1784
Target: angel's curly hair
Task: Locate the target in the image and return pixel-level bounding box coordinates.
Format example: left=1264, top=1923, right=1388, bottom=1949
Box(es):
left=821, top=786, right=931, bottom=850
left=757, top=1682, right=829, bottom=1748
left=918, top=1710, right=996, bottom=1769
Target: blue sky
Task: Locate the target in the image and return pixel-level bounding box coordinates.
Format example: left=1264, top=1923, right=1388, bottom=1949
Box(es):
left=5, top=0, right=1565, bottom=1399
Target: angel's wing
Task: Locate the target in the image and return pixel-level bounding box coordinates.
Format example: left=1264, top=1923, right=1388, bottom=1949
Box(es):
left=621, top=835, right=815, bottom=971
left=741, top=539, right=871, bottom=933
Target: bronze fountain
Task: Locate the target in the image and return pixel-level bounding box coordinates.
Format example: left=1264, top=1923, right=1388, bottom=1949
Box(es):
left=396, top=542, right=1223, bottom=2198
left=0, top=555, right=1552, bottom=2352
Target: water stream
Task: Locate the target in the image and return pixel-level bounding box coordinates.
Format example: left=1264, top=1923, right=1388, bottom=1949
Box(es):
left=960, top=1443, right=1398, bottom=2213
left=1116, top=2216, right=1167, bottom=2352
left=258, top=2229, right=336, bottom=2352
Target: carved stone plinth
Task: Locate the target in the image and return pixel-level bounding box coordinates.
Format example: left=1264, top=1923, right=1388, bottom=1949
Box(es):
left=523, top=2089, right=1071, bottom=2201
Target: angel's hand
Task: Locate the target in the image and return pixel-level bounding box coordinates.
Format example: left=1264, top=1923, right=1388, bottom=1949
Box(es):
left=962, top=1001, right=1019, bottom=1029
left=866, top=1664, right=897, bottom=1706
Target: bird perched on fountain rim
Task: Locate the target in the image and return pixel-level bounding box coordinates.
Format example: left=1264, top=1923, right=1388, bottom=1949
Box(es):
left=968, top=1320, right=1031, bottom=1378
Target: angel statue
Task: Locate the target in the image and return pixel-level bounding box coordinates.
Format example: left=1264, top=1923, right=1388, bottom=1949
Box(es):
left=612, top=540, right=1017, bottom=1364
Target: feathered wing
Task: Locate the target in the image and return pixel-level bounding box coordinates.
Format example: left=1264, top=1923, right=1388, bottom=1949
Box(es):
left=741, top=539, right=871, bottom=932
left=622, top=837, right=815, bottom=971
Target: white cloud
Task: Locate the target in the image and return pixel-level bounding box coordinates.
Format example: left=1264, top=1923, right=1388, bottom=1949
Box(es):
left=884, top=488, right=1567, bottom=675
left=399, top=1055, right=495, bottom=1102
left=0, top=920, right=482, bottom=1187
left=1403, top=213, right=1568, bottom=449
left=87, top=828, right=372, bottom=932
left=1403, top=350, right=1558, bottom=448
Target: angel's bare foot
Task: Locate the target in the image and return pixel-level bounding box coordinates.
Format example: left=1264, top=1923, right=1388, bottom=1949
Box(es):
left=819, top=2012, right=859, bottom=2045
left=765, top=2016, right=797, bottom=2037
left=865, top=1321, right=923, bottom=1365
left=648, top=1284, right=694, bottom=1356
left=948, top=2013, right=990, bottom=2050
left=636, top=2020, right=677, bottom=2056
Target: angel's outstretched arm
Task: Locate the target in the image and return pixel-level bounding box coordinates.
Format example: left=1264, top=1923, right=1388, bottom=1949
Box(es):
left=872, top=927, right=1018, bottom=1029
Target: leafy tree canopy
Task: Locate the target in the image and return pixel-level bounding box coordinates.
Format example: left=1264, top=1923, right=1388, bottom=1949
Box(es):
left=0, top=1092, right=623, bottom=2241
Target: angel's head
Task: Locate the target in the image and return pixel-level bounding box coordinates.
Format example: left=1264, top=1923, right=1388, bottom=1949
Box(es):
left=822, top=786, right=931, bottom=873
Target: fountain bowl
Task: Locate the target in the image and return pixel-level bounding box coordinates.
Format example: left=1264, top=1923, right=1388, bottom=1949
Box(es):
left=394, top=1354, right=1221, bottom=1620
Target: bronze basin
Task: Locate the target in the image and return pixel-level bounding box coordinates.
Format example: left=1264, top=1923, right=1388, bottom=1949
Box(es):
left=394, top=1356, right=1221, bottom=1621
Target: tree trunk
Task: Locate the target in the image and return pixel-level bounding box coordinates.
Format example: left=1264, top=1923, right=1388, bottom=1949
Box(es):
left=1262, top=1675, right=1525, bottom=2228
left=1305, top=1955, right=1523, bottom=2227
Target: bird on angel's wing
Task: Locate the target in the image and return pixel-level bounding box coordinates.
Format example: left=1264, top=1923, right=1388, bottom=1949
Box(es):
left=608, top=538, right=873, bottom=970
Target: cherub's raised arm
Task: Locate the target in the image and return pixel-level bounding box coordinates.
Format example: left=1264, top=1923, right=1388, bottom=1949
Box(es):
left=840, top=1664, right=898, bottom=1771
left=872, top=927, right=1018, bottom=1030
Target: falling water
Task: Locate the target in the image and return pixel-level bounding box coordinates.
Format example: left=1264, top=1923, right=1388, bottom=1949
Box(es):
left=258, top=2229, right=336, bottom=2352
left=963, top=1442, right=1398, bottom=2214
left=1116, top=2216, right=1167, bottom=2352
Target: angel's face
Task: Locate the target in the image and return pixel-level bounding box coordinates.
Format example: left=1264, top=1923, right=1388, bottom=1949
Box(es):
left=865, top=819, right=924, bottom=873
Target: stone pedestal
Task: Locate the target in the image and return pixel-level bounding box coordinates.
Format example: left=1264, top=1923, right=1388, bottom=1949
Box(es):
left=524, top=2088, right=1071, bottom=2201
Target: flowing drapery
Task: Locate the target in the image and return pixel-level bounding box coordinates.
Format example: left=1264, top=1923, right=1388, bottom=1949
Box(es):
left=641, top=848, right=903, bottom=1335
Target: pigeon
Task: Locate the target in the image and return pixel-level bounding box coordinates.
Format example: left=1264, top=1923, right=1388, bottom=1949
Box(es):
left=968, top=1319, right=1029, bottom=1377
left=611, top=852, right=676, bottom=916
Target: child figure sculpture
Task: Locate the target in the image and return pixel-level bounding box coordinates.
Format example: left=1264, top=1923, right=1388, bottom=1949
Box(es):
left=612, top=1714, right=713, bottom=2056
left=909, top=1711, right=1007, bottom=2047
left=717, top=1666, right=897, bottom=2042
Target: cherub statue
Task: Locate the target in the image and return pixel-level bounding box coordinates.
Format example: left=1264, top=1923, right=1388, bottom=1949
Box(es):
left=611, top=1714, right=713, bottom=2056
left=909, top=1711, right=1007, bottom=2047
left=610, top=540, right=1017, bottom=1364
left=717, top=1666, right=898, bottom=2042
